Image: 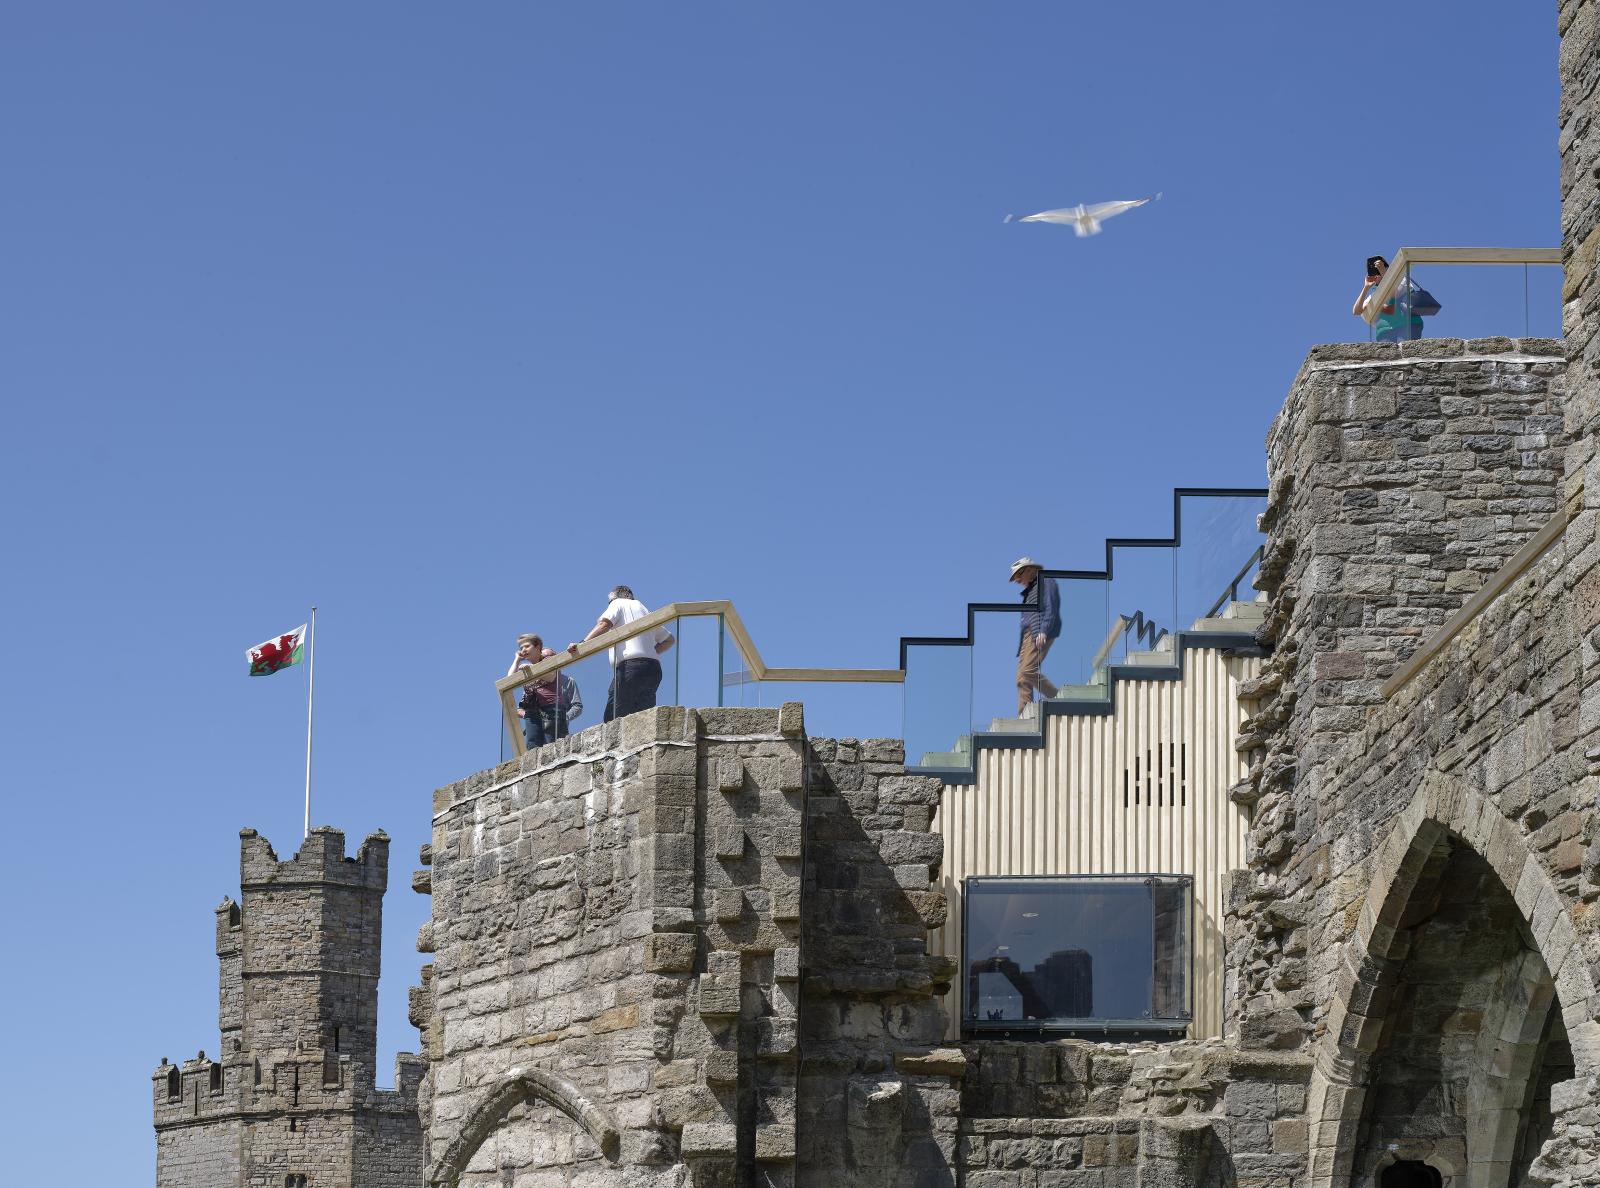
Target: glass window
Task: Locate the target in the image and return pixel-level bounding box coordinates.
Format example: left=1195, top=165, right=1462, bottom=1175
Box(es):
left=963, top=875, right=1192, bottom=1036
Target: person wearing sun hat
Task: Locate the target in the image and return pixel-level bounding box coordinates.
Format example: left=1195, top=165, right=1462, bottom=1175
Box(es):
left=1009, top=556, right=1061, bottom=715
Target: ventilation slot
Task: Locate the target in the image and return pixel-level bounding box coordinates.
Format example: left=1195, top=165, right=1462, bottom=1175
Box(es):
left=1121, top=744, right=1187, bottom=808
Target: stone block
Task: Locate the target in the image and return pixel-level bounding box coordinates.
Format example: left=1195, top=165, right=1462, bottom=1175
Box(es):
left=773, top=947, right=800, bottom=982
left=771, top=885, right=801, bottom=920
left=714, top=827, right=746, bottom=861
left=757, top=1017, right=798, bottom=1059
left=895, top=1048, right=968, bottom=1078
left=755, top=1124, right=796, bottom=1161
left=716, top=758, right=744, bottom=793
left=880, top=830, right=944, bottom=867
left=1271, top=1118, right=1308, bottom=1153
left=778, top=702, right=804, bottom=737
left=705, top=1049, right=739, bottom=1084
left=769, top=824, right=805, bottom=860
left=698, top=983, right=740, bottom=1018
left=654, top=833, right=694, bottom=872
left=646, top=932, right=697, bottom=972
left=777, top=754, right=805, bottom=793
left=714, top=888, right=745, bottom=923
left=893, top=864, right=931, bottom=890
left=681, top=1123, right=739, bottom=1157
left=1225, top=1081, right=1280, bottom=1120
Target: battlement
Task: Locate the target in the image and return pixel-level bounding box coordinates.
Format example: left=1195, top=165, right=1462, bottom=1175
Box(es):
left=151, top=1051, right=236, bottom=1127
left=239, top=826, right=389, bottom=892
left=152, top=1045, right=422, bottom=1131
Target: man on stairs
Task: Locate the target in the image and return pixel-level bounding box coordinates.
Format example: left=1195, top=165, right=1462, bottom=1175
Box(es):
left=1010, top=556, right=1061, bottom=715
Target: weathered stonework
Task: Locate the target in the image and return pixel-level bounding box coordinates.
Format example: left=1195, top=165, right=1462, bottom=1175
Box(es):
left=418, top=713, right=1315, bottom=1188
left=150, top=8, right=1600, bottom=1187
left=153, top=828, right=424, bottom=1188
left=423, top=707, right=813, bottom=1188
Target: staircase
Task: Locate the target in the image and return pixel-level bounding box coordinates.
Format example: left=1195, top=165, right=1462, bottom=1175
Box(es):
left=917, top=593, right=1265, bottom=773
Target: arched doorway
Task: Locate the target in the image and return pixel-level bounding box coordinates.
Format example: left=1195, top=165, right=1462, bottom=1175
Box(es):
left=1347, top=837, right=1572, bottom=1185
left=427, top=1066, right=622, bottom=1188
left=1303, top=778, right=1598, bottom=1188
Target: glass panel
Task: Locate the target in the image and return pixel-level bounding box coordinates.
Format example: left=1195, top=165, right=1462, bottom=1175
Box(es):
left=963, top=875, right=1191, bottom=1033
left=972, top=608, right=1030, bottom=731
left=674, top=614, right=725, bottom=709
left=721, top=619, right=758, bottom=707
left=1152, top=877, right=1191, bottom=1022
left=903, top=643, right=973, bottom=772
left=1040, top=575, right=1112, bottom=702
left=1107, top=544, right=1176, bottom=669
left=656, top=616, right=681, bottom=707
left=1374, top=261, right=1561, bottom=342
left=1176, top=493, right=1268, bottom=630
left=544, top=647, right=610, bottom=738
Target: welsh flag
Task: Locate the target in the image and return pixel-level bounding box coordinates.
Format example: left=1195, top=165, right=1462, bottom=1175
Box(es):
left=247, top=625, right=307, bottom=677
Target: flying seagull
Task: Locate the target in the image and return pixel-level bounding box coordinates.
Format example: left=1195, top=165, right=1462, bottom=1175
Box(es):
left=1004, top=194, right=1161, bottom=237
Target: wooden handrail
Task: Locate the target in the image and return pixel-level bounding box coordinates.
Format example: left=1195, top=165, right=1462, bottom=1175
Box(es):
left=1361, top=246, right=1561, bottom=326
left=496, top=600, right=903, bottom=757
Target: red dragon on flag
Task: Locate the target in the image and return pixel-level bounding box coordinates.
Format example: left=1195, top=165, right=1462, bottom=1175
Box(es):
left=247, top=625, right=307, bottom=677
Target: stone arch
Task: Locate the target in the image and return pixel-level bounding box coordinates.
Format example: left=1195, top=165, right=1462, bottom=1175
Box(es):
left=1305, top=771, right=1599, bottom=1188
left=427, top=1065, right=621, bottom=1187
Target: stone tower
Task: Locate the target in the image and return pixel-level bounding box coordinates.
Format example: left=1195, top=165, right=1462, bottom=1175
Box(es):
left=153, top=826, right=423, bottom=1188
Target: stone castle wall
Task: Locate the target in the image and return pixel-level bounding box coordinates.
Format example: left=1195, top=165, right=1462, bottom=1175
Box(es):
left=421, top=706, right=816, bottom=1188
left=421, top=716, right=1319, bottom=1188
left=1219, top=326, right=1600, bottom=1180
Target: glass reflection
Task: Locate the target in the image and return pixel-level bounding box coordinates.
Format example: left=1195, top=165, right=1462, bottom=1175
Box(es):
left=964, top=875, right=1191, bottom=1033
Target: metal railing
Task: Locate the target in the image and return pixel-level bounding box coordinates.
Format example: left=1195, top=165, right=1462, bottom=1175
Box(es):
left=1089, top=611, right=1169, bottom=677
left=494, top=599, right=902, bottom=759
left=1204, top=545, right=1264, bottom=619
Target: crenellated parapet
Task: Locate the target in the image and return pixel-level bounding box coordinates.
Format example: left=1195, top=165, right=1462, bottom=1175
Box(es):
left=239, top=825, right=390, bottom=892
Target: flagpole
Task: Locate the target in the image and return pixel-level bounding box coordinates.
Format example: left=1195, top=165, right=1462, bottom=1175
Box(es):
left=304, top=606, right=317, bottom=839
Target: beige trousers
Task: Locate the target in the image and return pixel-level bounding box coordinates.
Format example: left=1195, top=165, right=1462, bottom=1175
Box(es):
left=1017, top=634, right=1059, bottom=714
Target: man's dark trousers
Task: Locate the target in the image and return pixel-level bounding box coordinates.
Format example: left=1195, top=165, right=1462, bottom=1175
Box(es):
left=604, top=657, right=664, bottom=722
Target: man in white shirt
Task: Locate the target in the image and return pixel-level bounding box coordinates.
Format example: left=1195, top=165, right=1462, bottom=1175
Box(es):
left=567, top=585, right=675, bottom=722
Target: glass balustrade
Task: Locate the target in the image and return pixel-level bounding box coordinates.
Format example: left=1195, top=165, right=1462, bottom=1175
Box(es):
left=904, top=641, right=974, bottom=773
left=1366, top=258, right=1560, bottom=343
left=1040, top=576, right=1113, bottom=701
left=674, top=614, right=726, bottom=710
left=493, top=493, right=1268, bottom=770
left=972, top=607, right=1031, bottom=736
left=1176, top=491, right=1268, bottom=630
left=720, top=617, right=758, bottom=708
left=499, top=606, right=905, bottom=762
left=895, top=488, right=1266, bottom=777
left=1106, top=542, right=1177, bottom=670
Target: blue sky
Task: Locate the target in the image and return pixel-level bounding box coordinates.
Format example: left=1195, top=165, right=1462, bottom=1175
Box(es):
left=0, top=3, right=1559, bottom=1177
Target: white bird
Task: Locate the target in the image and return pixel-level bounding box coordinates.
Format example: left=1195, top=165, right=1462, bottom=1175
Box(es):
left=1004, top=193, right=1161, bottom=237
